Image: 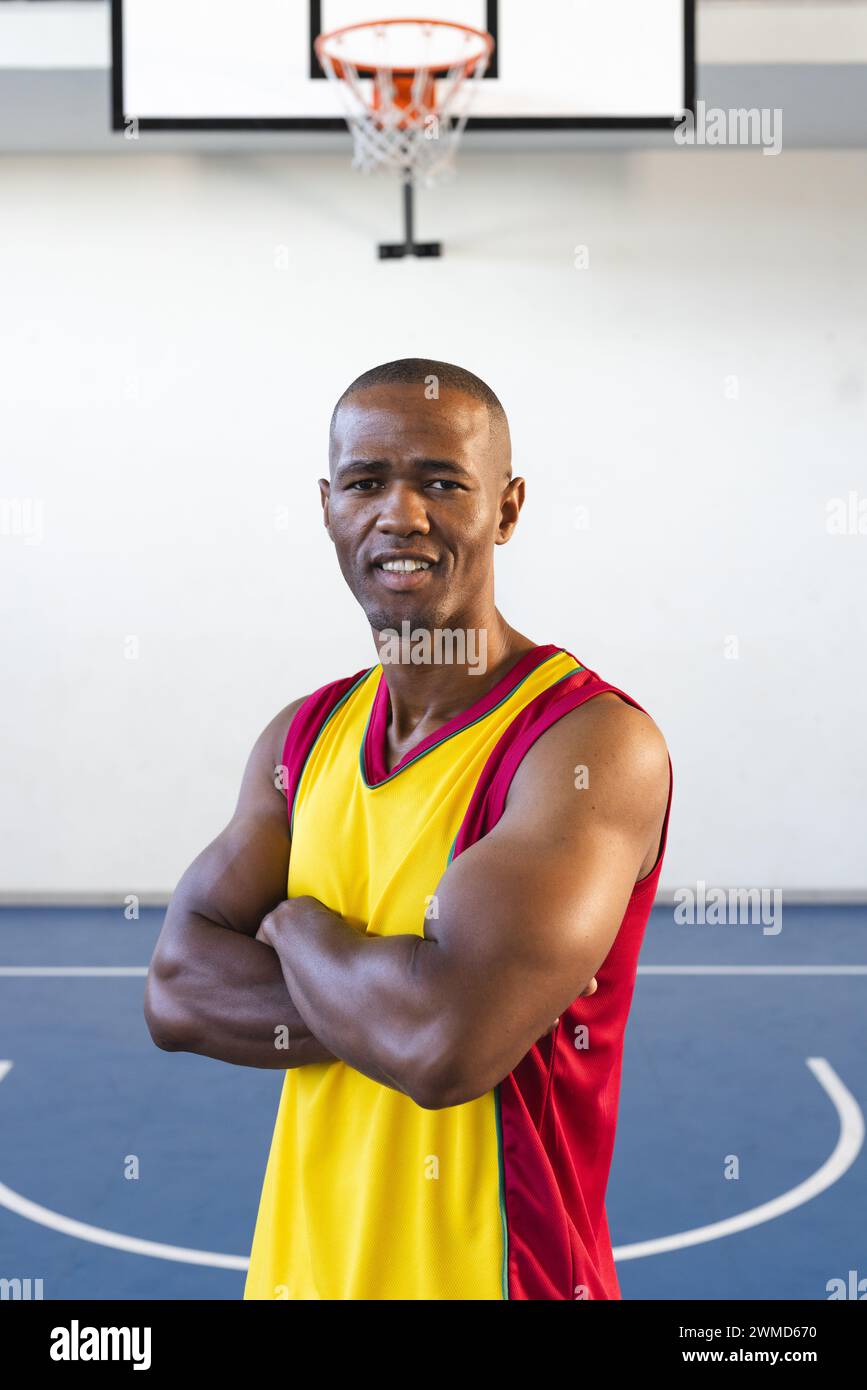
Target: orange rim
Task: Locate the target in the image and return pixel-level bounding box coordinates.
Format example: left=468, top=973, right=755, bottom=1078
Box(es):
left=315, top=16, right=494, bottom=78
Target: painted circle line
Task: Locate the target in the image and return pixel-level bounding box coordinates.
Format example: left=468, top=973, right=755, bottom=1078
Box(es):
left=0, top=1057, right=860, bottom=1270
left=614, top=1059, right=864, bottom=1260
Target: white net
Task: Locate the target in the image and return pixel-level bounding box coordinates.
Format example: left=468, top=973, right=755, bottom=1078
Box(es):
left=317, top=20, right=492, bottom=182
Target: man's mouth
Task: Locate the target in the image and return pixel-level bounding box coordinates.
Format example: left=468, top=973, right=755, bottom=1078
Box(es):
left=372, top=555, right=439, bottom=588
left=379, top=559, right=432, bottom=573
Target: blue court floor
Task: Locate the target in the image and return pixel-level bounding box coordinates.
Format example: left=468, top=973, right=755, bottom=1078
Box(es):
left=0, top=904, right=864, bottom=1300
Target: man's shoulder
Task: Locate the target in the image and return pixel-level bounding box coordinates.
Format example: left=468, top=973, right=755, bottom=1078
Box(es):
left=563, top=688, right=668, bottom=762
left=263, top=665, right=374, bottom=768
left=246, top=695, right=312, bottom=790
left=506, top=683, right=670, bottom=838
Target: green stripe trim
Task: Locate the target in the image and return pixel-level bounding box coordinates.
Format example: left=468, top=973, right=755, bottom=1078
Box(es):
left=359, top=653, right=582, bottom=790
left=494, top=1084, right=510, bottom=1300
left=444, top=661, right=586, bottom=866
left=289, top=668, right=376, bottom=839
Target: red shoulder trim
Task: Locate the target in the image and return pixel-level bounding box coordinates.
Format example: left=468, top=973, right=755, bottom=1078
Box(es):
left=452, top=658, right=673, bottom=895
left=280, top=668, right=372, bottom=835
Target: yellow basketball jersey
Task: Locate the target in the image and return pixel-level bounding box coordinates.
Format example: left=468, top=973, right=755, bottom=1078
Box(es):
left=244, top=644, right=672, bottom=1300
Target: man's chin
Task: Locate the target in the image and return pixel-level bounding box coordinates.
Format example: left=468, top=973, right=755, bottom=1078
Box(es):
left=353, top=573, right=461, bottom=640
left=359, top=595, right=443, bottom=637
left=365, top=609, right=438, bottom=636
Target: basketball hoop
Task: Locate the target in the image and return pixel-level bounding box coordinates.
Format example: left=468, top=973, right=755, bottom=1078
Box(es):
left=315, top=17, right=494, bottom=258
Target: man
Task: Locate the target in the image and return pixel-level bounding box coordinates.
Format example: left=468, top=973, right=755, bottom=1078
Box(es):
left=145, top=358, right=673, bottom=1301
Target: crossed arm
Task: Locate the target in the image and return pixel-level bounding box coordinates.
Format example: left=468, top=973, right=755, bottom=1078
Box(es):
left=145, top=692, right=670, bottom=1108
left=144, top=697, right=332, bottom=1071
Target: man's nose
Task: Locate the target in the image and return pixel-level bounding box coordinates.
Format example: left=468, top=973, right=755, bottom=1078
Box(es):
left=375, top=482, right=431, bottom=534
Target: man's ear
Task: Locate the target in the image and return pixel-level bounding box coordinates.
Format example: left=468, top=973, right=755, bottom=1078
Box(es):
left=496, top=476, right=525, bottom=545
left=318, top=478, right=332, bottom=538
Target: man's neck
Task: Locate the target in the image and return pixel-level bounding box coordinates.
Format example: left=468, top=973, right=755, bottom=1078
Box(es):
left=374, top=614, right=538, bottom=748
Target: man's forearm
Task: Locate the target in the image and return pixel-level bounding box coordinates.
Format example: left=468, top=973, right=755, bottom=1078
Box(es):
left=146, top=912, right=336, bottom=1070
left=260, top=898, right=445, bottom=1101
left=259, top=897, right=575, bottom=1107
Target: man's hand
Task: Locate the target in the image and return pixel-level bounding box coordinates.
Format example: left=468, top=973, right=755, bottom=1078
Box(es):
left=256, top=896, right=327, bottom=947
left=548, top=973, right=598, bottom=1032
left=257, top=894, right=599, bottom=1049
left=255, top=901, right=291, bottom=947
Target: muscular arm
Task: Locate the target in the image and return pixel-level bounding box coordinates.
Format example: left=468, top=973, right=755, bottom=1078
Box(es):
left=144, top=697, right=336, bottom=1070
left=259, top=694, right=670, bottom=1106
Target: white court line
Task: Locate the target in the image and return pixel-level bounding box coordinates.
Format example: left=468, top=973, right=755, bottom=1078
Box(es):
left=0, top=1179, right=249, bottom=1271
left=614, top=1059, right=864, bottom=1260
left=0, top=1062, right=247, bottom=1271
left=0, top=1057, right=861, bottom=1271
left=1, top=965, right=865, bottom=977
left=639, top=966, right=867, bottom=975
left=0, top=967, right=148, bottom=977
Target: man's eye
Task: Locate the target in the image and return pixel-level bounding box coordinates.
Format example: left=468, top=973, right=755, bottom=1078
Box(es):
left=347, top=478, right=461, bottom=492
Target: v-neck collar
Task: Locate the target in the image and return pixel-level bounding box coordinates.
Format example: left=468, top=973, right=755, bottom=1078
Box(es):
left=360, top=643, right=563, bottom=788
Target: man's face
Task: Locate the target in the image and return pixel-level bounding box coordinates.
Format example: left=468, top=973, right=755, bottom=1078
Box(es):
left=320, top=383, right=521, bottom=633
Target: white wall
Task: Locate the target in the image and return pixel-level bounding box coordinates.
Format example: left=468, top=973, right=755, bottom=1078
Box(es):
left=1, top=148, right=865, bottom=896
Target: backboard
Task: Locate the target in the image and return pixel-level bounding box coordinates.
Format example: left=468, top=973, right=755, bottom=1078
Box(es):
left=112, top=1, right=695, bottom=131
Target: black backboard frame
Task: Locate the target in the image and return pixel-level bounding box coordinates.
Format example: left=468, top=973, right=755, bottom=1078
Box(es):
left=111, top=0, right=695, bottom=133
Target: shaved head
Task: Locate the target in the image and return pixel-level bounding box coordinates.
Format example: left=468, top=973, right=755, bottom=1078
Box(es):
left=329, top=357, right=512, bottom=484
left=319, top=358, right=525, bottom=636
